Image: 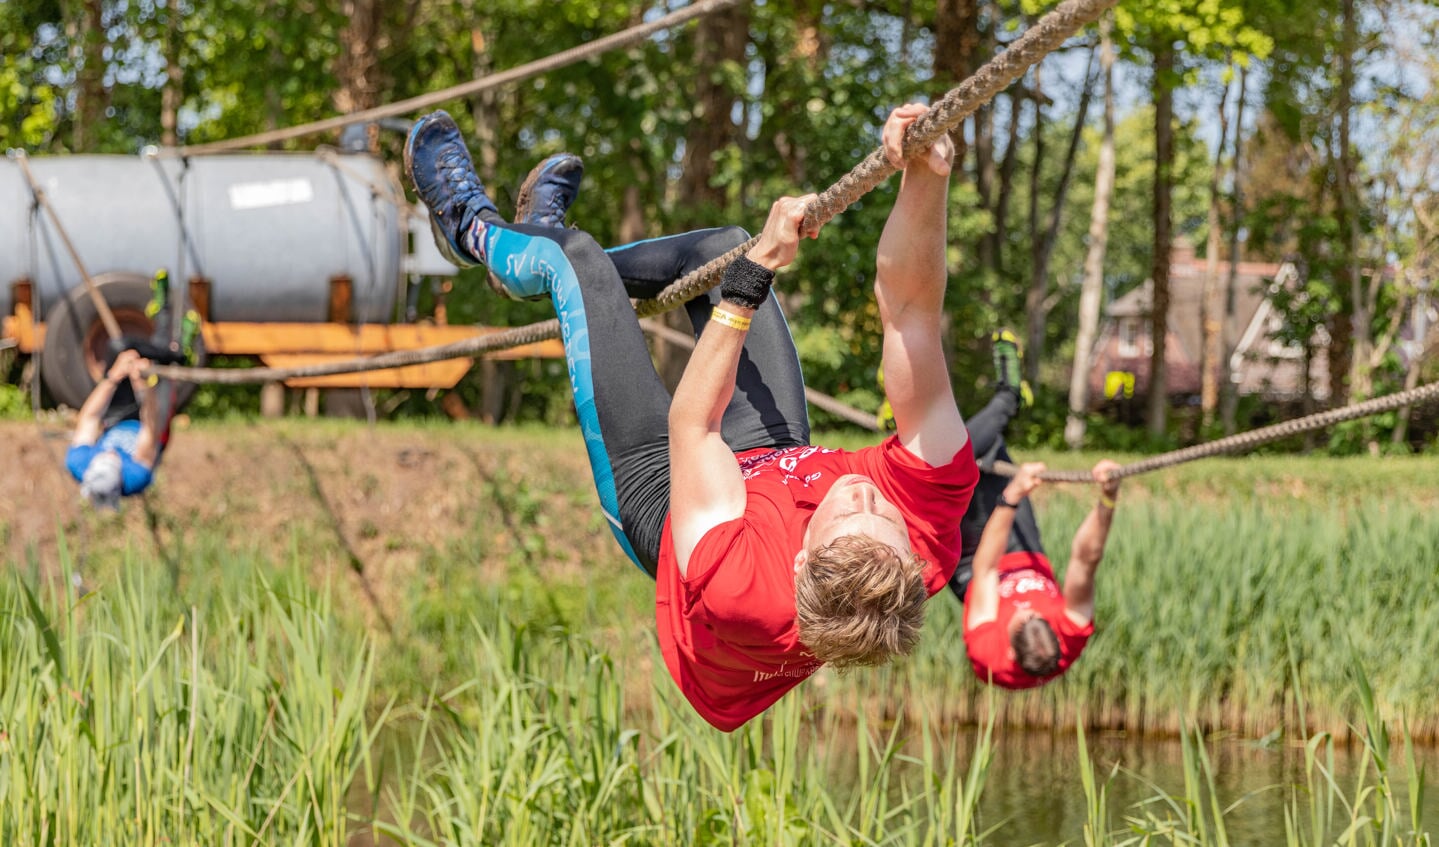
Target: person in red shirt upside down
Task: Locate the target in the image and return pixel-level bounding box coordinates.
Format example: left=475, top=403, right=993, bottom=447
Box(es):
left=946, top=334, right=1123, bottom=688
left=405, top=102, right=978, bottom=731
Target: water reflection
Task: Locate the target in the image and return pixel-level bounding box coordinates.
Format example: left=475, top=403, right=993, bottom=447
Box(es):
left=951, top=727, right=1438, bottom=843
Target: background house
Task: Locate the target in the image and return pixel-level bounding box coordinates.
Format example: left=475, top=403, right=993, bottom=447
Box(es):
left=1084, top=239, right=1330, bottom=407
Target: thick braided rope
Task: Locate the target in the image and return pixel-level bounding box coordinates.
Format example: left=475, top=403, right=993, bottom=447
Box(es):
left=987, top=379, right=1439, bottom=483
left=172, top=0, right=742, bottom=156
left=640, top=0, right=1117, bottom=314
left=150, top=0, right=1115, bottom=385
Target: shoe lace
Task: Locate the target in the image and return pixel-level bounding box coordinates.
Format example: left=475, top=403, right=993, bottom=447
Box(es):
left=543, top=189, right=571, bottom=215
left=436, top=149, right=480, bottom=201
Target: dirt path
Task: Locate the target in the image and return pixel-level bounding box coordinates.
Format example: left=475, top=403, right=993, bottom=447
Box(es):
left=2, top=419, right=614, bottom=618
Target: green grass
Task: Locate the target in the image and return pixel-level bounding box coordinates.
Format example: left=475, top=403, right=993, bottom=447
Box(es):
left=7, top=421, right=1439, bottom=842
left=0, top=552, right=379, bottom=843
left=3, top=551, right=1433, bottom=845
left=41, top=418, right=1439, bottom=739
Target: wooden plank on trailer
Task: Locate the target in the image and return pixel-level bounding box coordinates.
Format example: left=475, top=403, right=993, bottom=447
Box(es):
left=201, top=322, right=563, bottom=360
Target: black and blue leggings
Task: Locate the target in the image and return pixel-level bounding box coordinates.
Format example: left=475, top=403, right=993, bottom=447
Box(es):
left=476, top=216, right=810, bottom=577
left=948, top=388, right=1045, bottom=601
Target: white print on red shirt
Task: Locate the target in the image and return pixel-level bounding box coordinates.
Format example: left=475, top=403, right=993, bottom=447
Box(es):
left=738, top=445, right=839, bottom=487
left=997, top=568, right=1059, bottom=600
left=753, top=660, right=821, bottom=682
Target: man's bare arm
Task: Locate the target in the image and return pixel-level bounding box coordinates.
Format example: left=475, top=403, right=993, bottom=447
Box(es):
left=965, top=462, right=1044, bottom=627
left=668, top=195, right=817, bottom=577
left=72, top=351, right=139, bottom=448
left=131, top=359, right=161, bottom=468
left=1063, top=459, right=1121, bottom=625
left=874, top=103, right=968, bottom=466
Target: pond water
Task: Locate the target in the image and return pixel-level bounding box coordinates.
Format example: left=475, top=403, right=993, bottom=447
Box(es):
left=951, top=727, right=1439, bottom=844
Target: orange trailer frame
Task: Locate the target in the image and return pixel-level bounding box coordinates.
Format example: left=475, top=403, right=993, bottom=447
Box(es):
left=2, top=277, right=563, bottom=391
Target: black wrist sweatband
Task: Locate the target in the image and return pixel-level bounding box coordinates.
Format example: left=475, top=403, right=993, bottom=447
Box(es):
left=720, top=255, right=775, bottom=311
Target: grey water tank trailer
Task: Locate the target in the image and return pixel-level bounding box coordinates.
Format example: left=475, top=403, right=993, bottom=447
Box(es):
left=0, top=152, right=407, bottom=321
left=0, top=149, right=463, bottom=406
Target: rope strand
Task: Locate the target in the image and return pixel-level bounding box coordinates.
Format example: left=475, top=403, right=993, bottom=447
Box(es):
left=986, top=378, right=1439, bottom=482
left=171, top=0, right=743, bottom=156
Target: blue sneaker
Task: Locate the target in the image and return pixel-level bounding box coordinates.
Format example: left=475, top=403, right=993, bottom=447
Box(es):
left=478, top=153, right=584, bottom=302
left=514, top=153, right=583, bottom=227
left=404, top=110, right=497, bottom=268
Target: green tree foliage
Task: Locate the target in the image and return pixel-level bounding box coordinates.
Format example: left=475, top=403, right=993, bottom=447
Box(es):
left=0, top=0, right=1427, bottom=448
left=1001, top=106, right=1211, bottom=383
left=1, top=0, right=69, bottom=150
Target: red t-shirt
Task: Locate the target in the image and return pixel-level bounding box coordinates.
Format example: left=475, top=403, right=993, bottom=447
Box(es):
left=656, top=435, right=979, bottom=732
left=963, top=550, right=1093, bottom=689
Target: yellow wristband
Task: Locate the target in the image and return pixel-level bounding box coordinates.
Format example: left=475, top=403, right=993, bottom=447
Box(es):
left=710, top=307, right=752, bottom=332
left=1098, top=494, right=1117, bottom=510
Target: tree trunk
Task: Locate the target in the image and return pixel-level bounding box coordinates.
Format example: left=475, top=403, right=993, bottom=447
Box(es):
left=1065, top=15, right=1116, bottom=450
left=335, top=0, right=386, bottom=151
left=463, top=8, right=502, bottom=422
left=972, top=1, right=997, bottom=268
left=975, top=97, right=996, bottom=269
left=1338, top=0, right=1371, bottom=403
left=1219, top=65, right=1248, bottom=434
left=991, top=92, right=1024, bottom=276
left=677, top=4, right=749, bottom=219
left=620, top=151, right=647, bottom=244
left=1200, top=71, right=1232, bottom=428
left=1027, top=48, right=1096, bottom=387
left=1025, top=63, right=1046, bottom=385
left=263, top=1, right=285, bottom=148
left=71, top=0, right=107, bottom=152
left=1392, top=287, right=1429, bottom=445
left=1300, top=342, right=1317, bottom=449
left=935, top=0, right=982, bottom=166
left=160, top=0, right=182, bottom=147
left=1147, top=42, right=1176, bottom=437
left=462, top=7, right=499, bottom=193
left=664, top=4, right=749, bottom=390
left=900, top=0, right=914, bottom=65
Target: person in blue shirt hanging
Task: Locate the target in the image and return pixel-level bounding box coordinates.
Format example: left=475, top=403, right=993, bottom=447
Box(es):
left=66, top=270, right=199, bottom=510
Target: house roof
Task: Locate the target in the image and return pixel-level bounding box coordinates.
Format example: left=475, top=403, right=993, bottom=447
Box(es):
left=1105, top=247, right=1281, bottom=362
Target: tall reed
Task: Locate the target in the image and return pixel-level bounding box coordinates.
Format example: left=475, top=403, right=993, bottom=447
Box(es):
left=0, top=552, right=380, bottom=844
left=4, top=548, right=1433, bottom=845
left=897, top=495, right=1439, bottom=740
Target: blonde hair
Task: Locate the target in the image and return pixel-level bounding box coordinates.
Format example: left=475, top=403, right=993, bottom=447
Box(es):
left=794, top=535, right=928, bottom=669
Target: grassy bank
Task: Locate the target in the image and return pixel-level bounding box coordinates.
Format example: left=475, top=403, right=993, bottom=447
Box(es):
left=2, top=557, right=1430, bottom=845
left=6, top=420, right=1439, bottom=740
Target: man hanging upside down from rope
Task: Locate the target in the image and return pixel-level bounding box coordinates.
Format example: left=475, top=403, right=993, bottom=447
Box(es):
left=406, top=102, right=978, bottom=731
left=948, top=332, right=1122, bottom=688
left=67, top=270, right=199, bottom=510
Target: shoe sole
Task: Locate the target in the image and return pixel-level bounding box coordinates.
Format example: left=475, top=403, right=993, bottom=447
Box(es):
left=401, top=113, right=442, bottom=192
left=514, top=155, right=582, bottom=226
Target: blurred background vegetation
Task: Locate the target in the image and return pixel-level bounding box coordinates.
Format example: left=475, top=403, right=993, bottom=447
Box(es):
left=2, top=0, right=1436, bottom=455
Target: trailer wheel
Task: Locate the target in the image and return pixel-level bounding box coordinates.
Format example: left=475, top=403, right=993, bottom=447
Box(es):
left=41, top=273, right=206, bottom=410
